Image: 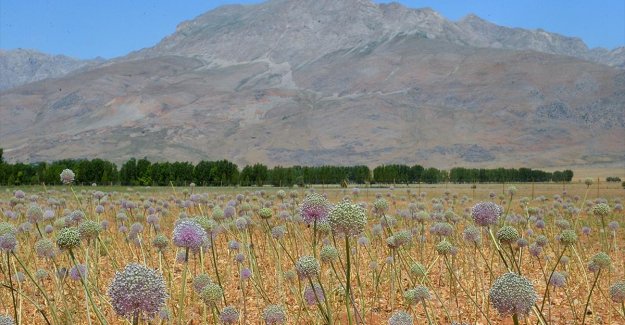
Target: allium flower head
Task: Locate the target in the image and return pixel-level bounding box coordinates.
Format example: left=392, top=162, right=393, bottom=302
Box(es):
left=549, top=271, right=567, bottom=287
left=373, top=198, right=389, bottom=215
left=329, top=200, right=367, bottom=236
left=56, top=227, right=81, bottom=250
left=529, top=243, right=542, bottom=257
left=69, top=264, right=87, bottom=281
left=200, top=283, right=223, bottom=305
left=240, top=268, right=252, bottom=280
left=0, top=314, right=15, bottom=325
left=409, top=262, right=427, bottom=277
left=219, top=306, right=240, bottom=324
left=496, top=226, right=520, bottom=245
left=271, top=225, right=286, bottom=239
left=60, top=169, right=75, bottom=185
left=489, top=272, right=537, bottom=317
left=296, top=256, right=320, bottom=279
left=320, top=245, right=339, bottom=263
left=152, top=234, right=169, bottom=251
left=79, top=220, right=102, bottom=242
left=228, top=240, right=240, bottom=251
left=35, top=238, right=56, bottom=258
left=300, top=192, right=331, bottom=224
left=436, top=240, right=453, bottom=255
left=388, top=310, right=413, bottom=325
left=172, top=219, right=207, bottom=251
left=35, top=269, right=49, bottom=280
left=463, top=226, right=482, bottom=245
left=559, top=230, right=577, bottom=246
left=303, top=283, right=325, bottom=306
left=609, top=281, right=625, bottom=303
left=403, top=285, right=430, bottom=305
left=26, top=205, right=44, bottom=224
left=108, top=263, right=168, bottom=320
left=258, top=207, right=273, bottom=219
left=212, top=206, right=225, bottom=220
left=471, top=202, right=502, bottom=227
left=192, top=273, right=212, bottom=293
left=592, top=203, right=611, bottom=217
left=588, top=252, right=611, bottom=272
left=0, top=233, right=17, bottom=252
left=194, top=216, right=217, bottom=236
left=262, top=304, right=287, bottom=325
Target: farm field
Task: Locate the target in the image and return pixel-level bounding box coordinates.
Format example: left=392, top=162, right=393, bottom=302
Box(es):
left=0, top=179, right=624, bottom=324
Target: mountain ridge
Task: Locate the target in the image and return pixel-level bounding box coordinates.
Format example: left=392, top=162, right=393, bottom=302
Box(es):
left=1, top=0, right=623, bottom=170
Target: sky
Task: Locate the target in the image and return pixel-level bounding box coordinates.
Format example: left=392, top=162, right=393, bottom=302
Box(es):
left=1, top=0, right=623, bottom=59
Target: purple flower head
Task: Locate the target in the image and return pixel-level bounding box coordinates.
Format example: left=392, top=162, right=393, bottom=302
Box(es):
left=582, top=226, right=591, bottom=236
left=0, top=233, right=17, bottom=252
left=489, top=272, right=537, bottom=317
left=95, top=205, right=105, bottom=214
left=471, top=202, right=502, bottom=227
left=108, top=263, right=168, bottom=320
left=271, top=225, right=286, bottom=240
left=172, top=219, right=207, bottom=251
left=303, top=283, right=325, bottom=306
left=69, top=264, right=87, bottom=281
left=219, top=306, right=240, bottom=324
left=300, top=193, right=331, bottom=224
left=535, top=219, right=546, bottom=229
left=224, top=206, right=236, bottom=219
left=14, top=190, right=26, bottom=199
left=43, top=209, right=55, bottom=220
left=69, top=210, right=85, bottom=224
left=235, top=217, right=248, bottom=230
left=262, top=305, right=287, bottom=325
left=240, top=267, right=252, bottom=280
left=529, top=243, right=542, bottom=257
left=463, top=226, right=482, bottom=245
left=549, top=271, right=566, bottom=287
left=192, top=273, right=212, bottom=293
left=228, top=240, right=240, bottom=251
left=609, top=281, right=625, bottom=303
left=235, top=253, right=245, bottom=263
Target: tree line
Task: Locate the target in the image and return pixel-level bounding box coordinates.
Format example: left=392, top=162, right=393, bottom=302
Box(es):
left=0, top=151, right=574, bottom=187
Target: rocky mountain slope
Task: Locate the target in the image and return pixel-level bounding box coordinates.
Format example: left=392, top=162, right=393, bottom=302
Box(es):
left=1, top=0, right=623, bottom=169
left=0, top=49, right=102, bottom=90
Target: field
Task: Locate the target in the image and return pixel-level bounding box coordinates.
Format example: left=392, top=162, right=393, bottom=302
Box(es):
left=0, top=180, right=624, bottom=325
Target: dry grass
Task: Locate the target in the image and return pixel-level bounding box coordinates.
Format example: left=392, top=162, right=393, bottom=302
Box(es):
left=0, top=182, right=623, bottom=324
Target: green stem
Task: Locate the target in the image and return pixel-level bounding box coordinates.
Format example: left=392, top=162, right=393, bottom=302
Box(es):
left=581, top=270, right=601, bottom=325
left=69, top=250, right=107, bottom=324
left=539, top=247, right=566, bottom=313
left=11, top=252, right=60, bottom=325
left=177, top=248, right=189, bottom=325
left=6, top=253, right=18, bottom=325
left=210, top=236, right=226, bottom=305
left=345, top=236, right=353, bottom=325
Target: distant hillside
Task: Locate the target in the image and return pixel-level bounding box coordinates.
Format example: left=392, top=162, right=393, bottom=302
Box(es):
left=0, top=49, right=102, bottom=90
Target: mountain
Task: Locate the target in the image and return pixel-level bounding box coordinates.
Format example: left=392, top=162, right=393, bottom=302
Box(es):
left=0, top=49, right=102, bottom=90
left=131, top=0, right=624, bottom=68
left=1, top=0, right=624, bottom=169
